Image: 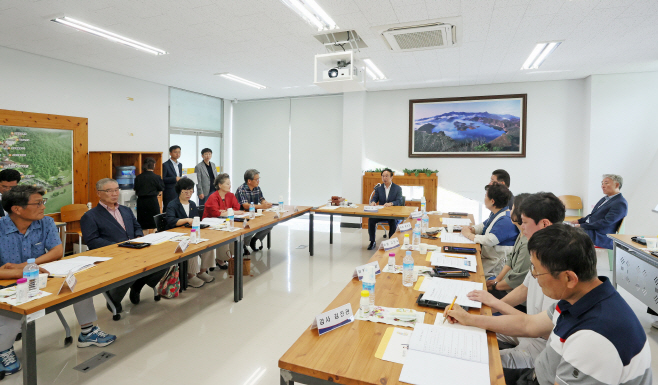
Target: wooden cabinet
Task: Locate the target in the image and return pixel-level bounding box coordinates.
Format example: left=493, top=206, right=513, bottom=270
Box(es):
left=361, top=172, right=438, bottom=228
left=89, top=151, right=163, bottom=206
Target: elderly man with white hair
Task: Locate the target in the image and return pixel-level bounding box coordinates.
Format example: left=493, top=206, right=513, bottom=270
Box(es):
left=571, top=174, right=627, bottom=249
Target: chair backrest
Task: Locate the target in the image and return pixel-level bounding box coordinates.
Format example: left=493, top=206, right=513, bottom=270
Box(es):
left=615, top=217, right=626, bottom=235
left=401, top=196, right=406, bottom=206
left=60, top=204, right=89, bottom=223
left=153, top=213, right=167, bottom=232
left=558, top=195, right=583, bottom=210
left=197, top=205, right=205, bottom=216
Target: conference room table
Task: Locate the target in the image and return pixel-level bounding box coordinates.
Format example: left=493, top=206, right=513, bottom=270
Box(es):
left=279, top=212, right=505, bottom=385
left=608, top=234, right=658, bottom=313
left=308, top=204, right=418, bottom=256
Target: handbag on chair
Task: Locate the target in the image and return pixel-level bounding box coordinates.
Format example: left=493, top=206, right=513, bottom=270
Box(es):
left=157, top=265, right=180, bottom=299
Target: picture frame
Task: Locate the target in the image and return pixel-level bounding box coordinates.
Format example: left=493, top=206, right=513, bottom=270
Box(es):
left=409, top=94, right=527, bottom=158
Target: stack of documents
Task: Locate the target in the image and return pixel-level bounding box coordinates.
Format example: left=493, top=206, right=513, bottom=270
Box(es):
left=364, top=205, right=384, bottom=212
left=440, top=232, right=475, bottom=244
left=418, top=277, right=483, bottom=308
left=201, top=217, right=227, bottom=227
left=40, top=256, right=112, bottom=278
left=429, top=252, right=477, bottom=272
left=441, top=217, right=472, bottom=226
left=131, top=231, right=181, bottom=244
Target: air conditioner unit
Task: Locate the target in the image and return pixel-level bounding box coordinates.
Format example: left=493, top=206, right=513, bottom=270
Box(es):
left=382, top=23, right=455, bottom=52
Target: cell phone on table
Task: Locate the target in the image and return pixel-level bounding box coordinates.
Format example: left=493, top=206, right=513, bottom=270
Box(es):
left=443, top=246, right=476, bottom=254
left=448, top=212, right=468, bottom=216
left=118, top=242, right=150, bottom=249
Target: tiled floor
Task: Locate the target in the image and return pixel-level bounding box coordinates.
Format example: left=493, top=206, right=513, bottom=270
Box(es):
left=4, top=217, right=658, bottom=384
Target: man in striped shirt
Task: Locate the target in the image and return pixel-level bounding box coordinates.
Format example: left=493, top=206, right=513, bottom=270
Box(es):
left=447, top=224, right=652, bottom=385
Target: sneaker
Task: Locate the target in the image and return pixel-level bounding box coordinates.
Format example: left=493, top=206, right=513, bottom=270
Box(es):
left=0, top=347, right=21, bottom=376
left=77, top=326, right=117, bottom=348
left=187, top=276, right=205, bottom=288
left=197, top=272, right=215, bottom=283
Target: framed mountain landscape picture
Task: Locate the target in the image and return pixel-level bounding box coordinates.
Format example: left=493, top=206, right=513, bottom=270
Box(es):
left=409, top=94, right=527, bottom=158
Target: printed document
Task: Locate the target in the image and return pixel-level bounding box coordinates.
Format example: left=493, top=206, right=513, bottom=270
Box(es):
left=440, top=232, right=475, bottom=244
left=442, top=218, right=472, bottom=226
left=131, top=231, right=181, bottom=244
left=429, top=252, right=477, bottom=272
left=421, top=278, right=483, bottom=308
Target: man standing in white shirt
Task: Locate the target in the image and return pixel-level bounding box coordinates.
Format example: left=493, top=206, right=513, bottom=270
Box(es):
left=0, top=169, right=21, bottom=217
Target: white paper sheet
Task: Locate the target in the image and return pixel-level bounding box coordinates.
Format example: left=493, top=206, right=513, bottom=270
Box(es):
left=440, top=232, right=476, bottom=244
left=40, top=260, right=95, bottom=277
left=429, top=252, right=477, bottom=272
left=131, top=231, right=181, bottom=244
left=69, top=256, right=112, bottom=263
left=201, top=217, right=227, bottom=226
left=421, top=278, right=483, bottom=308
left=409, top=323, right=488, bottom=363
left=442, top=218, right=472, bottom=226
left=182, top=173, right=198, bottom=184
left=381, top=328, right=413, bottom=364
left=399, top=350, right=490, bottom=385
left=318, top=205, right=340, bottom=210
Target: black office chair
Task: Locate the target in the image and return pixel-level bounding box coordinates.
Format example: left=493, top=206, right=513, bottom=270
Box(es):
left=377, top=196, right=406, bottom=238
left=154, top=213, right=167, bottom=232
left=197, top=205, right=205, bottom=216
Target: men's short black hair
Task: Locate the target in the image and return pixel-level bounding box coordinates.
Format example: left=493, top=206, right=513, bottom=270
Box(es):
left=175, top=178, right=195, bottom=195
left=0, top=169, right=21, bottom=183
left=519, top=192, right=565, bottom=225
left=381, top=168, right=393, bottom=177
left=492, top=169, right=511, bottom=187
left=3, top=185, right=45, bottom=214
left=142, top=157, right=156, bottom=172
left=528, top=224, right=597, bottom=281
left=169, top=145, right=181, bottom=153
left=484, top=183, right=512, bottom=209
left=510, top=193, right=530, bottom=224
left=201, top=148, right=212, bottom=155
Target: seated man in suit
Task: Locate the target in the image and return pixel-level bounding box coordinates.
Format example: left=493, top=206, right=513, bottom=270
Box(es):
left=0, top=185, right=116, bottom=376
left=489, top=169, right=514, bottom=209
left=81, top=178, right=165, bottom=315
left=367, top=168, right=403, bottom=250
left=571, top=174, right=627, bottom=249
left=235, top=169, right=273, bottom=254
left=0, top=169, right=21, bottom=217
left=162, top=145, right=182, bottom=209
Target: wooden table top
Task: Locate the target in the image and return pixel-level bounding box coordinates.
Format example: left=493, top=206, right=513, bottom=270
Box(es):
left=609, top=234, right=657, bottom=257
left=279, top=213, right=505, bottom=385
left=313, top=204, right=417, bottom=218
left=241, top=206, right=312, bottom=233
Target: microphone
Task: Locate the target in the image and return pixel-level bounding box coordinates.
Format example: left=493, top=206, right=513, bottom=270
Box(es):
left=373, top=183, right=381, bottom=190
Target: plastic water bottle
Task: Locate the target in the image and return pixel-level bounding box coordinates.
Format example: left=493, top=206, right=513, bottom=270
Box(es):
left=227, top=208, right=235, bottom=228
left=192, top=216, right=200, bottom=242
left=388, top=252, right=396, bottom=270
left=403, top=233, right=410, bottom=246
left=420, top=196, right=426, bottom=214
left=422, top=212, right=430, bottom=233
left=360, top=290, right=370, bottom=315
left=403, top=251, right=414, bottom=287
left=362, top=265, right=376, bottom=307
left=190, top=228, right=197, bottom=243
left=412, top=219, right=421, bottom=250
left=249, top=202, right=255, bottom=219
left=23, top=259, right=39, bottom=298
left=279, top=195, right=284, bottom=211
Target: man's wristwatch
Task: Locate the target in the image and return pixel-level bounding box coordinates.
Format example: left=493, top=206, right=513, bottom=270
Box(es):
left=492, top=281, right=498, bottom=290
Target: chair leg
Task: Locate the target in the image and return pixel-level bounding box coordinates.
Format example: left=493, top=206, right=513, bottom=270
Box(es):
left=62, top=233, right=67, bottom=258
left=607, top=249, right=614, bottom=271
left=55, top=310, right=73, bottom=346
left=103, top=292, right=121, bottom=321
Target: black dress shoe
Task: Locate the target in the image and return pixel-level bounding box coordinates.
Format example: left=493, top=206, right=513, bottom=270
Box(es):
left=367, top=241, right=376, bottom=250
left=217, top=261, right=229, bottom=270
left=129, top=283, right=144, bottom=305
left=243, top=246, right=250, bottom=256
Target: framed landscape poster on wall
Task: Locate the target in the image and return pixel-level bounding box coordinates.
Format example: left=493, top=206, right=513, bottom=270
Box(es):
left=409, top=94, right=527, bottom=158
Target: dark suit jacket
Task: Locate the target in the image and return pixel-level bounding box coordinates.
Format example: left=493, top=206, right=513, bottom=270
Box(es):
left=371, top=183, right=403, bottom=206
left=578, top=193, right=628, bottom=249
left=165, top=199, right=199, bottom=229
left=162, top=159, right=183, bottom=207
left=81, top=204, right=143, bottom=250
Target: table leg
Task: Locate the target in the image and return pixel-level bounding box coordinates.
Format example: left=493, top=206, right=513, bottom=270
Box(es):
left=21, top=317, right=37, bottom=385
left=238, top=235, right=244, bottom=300
left=280, top=369, right=294, bottom=385
left=234, top=238, right=241, bottom=302
left=309, top=212, right=314, bottom=256
left=267, top=232, right=271, bottom=249
left=612, top=243, right=617, bottom=288
left=330, top=214, right=333, bottom=244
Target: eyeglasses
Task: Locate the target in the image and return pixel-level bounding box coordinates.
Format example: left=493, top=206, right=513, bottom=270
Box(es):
left=182, top=189, right=194, bottom=194
left=99, top=188, right=121, bottom=194
left=24, top=199, right=48, bottom=207
left=530, top=265, right=550, bottom=279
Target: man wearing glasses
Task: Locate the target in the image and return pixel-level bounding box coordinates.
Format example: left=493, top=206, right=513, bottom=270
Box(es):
left=235, top=169, right=273, bottom=254
left=0, top=185, right=116, bottom=376
left=81, top=178, right=164, bottom=316
left=465, top=192, right=564, bottom=371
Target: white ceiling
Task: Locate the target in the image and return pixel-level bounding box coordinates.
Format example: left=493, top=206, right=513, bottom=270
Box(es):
left=1, top=0, right=657, bottom=100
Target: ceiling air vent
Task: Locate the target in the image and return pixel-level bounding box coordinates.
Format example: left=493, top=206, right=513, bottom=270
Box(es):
left=381, top=23, right=455, bottom=52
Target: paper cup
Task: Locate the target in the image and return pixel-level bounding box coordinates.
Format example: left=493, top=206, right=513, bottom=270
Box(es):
left=646, top=238, right=658, bottom=249
left=39, top=273, right=48, bottom=289
left=412, top=269, right=419, bottom=282
left=447, top=224, right=454, bottom=233
left=419, top=243, right=428, bottom=254
left=257, top=209, right=263, bottom=214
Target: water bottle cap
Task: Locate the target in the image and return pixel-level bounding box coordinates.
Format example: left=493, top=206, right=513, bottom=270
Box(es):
left=406, top=251, right=411, bottom=256
left=17, top=278, right=27, bottom=284
left=361, top=290, right=369, bottom=297
left=404, top=234, right=409, bottom=237
left=416, top=218, right=421, bottom=221
left=190, top=229, right=196, bottom=232
left=27, top=258, right=35, bottom=264
left=389, top=253, right=395, bottom=256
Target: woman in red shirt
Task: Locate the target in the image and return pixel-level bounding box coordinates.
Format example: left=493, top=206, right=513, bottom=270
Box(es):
left=203, top=173, right=243, bottom=268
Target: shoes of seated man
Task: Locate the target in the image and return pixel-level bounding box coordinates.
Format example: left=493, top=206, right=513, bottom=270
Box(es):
left=105, top=295, right=122, bottom=314
left=77, top=326, right=117, bottom=348
left=651, top=320, right=658, bottom=329
left=367, top=241, right=376, bottom=250
left=243, top=246, right=251, bottom=256
left=187, top=276, right=205, bottom=288
left=197, top=272, right=215, bottom=283
left=0, top=346, right=21, bottom=376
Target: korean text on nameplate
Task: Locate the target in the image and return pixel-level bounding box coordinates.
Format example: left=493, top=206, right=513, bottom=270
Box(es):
left=353, top=261, right=382, bottom=280
left=311, top=303, right=354, bottom=336
left=379, top=238, right=400, bottom=251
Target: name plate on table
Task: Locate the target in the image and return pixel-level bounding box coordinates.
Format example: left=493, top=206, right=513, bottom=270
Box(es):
left=379, top=238, right=400, bottom=251
left=364, top=206, right=380, bottom=212
left=353, top=261, right=382, bottom=280
left=57, top=270, right=77, bottom=294
left=243, top=219, right=251, bottom=228
left=175, top=239, right=190, bottom=253
left=311, top=303, right=354, bottom=336
left=398, top=222, right=412, bottom=232
left=409, top=211, right=422, bottom=219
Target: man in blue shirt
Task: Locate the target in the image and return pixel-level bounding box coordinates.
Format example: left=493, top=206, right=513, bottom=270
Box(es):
left=0, top=185, right=117, bottom=377
left=235, top=169, right=273, bottom=254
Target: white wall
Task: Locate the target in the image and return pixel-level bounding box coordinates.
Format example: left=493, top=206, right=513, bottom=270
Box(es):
left=587, top=72, right=658, bottom=235
left=0, top=46, right=169, bottom=152
left=363, top=80, right=589, bottom=203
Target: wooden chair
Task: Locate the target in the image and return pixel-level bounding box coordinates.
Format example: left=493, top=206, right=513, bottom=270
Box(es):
left=559, top=195, right=583, bottom=222
left=378, top=196, right=406, bottom=238
left=60, top=204, right=89, bottom=257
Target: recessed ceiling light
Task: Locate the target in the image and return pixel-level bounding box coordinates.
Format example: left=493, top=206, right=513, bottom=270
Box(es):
left=521, top=42, right=561, bottom=70
left=51, top=17, right=167, bottom=55
left=216, top=73, right=266, bottom=90
left=280, top=0, right=338, bottom=31
left=363, top=59, right=386, bottom=80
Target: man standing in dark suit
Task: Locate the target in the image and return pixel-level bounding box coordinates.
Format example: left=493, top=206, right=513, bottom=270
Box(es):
left=489, top=169, right=514, bottom=209
left=81, top=178, right=165, bottom=316
left=0, top=169, right=21, bottom=217
left=162, top=145, right=182, bottom=209
left=572, top=174, right=628, bottom=249
left=367, top=168, right=403, bottom=250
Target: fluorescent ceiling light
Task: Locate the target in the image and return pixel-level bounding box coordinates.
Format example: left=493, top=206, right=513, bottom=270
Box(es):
left=363, top=59, right=386, bottom=80
left=280, top=0, right=338, bottom=31
left=217, top=73, right=266, bottom=90
left=51, top=17, right=167, bottom=55
left=521, top=42, right=561, bottom=70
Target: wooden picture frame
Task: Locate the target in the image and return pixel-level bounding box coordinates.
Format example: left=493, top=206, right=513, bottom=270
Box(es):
left=409, top=94, right=527, bottom=158
left=0, top=109, right=88, bottom=220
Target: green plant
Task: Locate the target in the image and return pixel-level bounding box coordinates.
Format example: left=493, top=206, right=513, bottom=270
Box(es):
left=403, top=168, right=438, bottom=176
